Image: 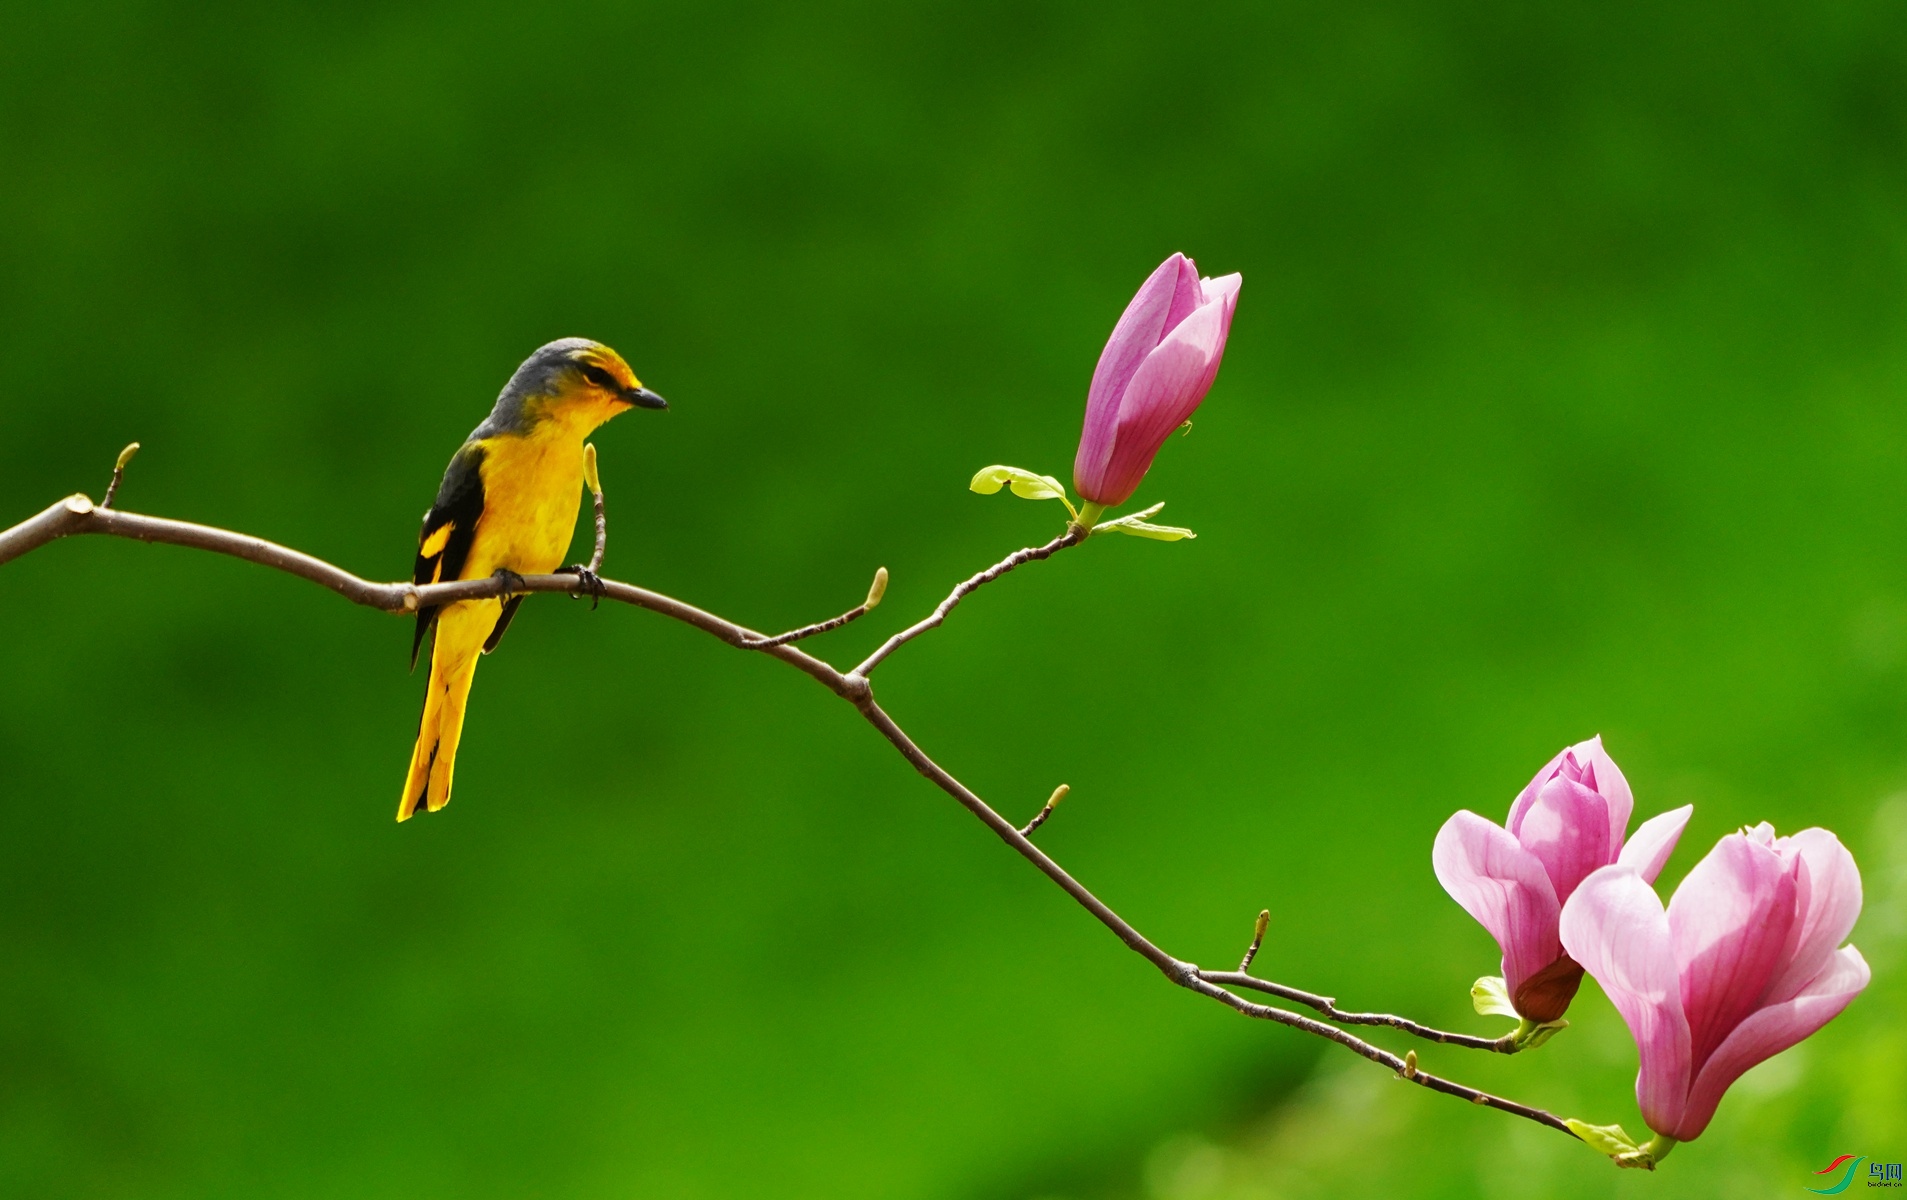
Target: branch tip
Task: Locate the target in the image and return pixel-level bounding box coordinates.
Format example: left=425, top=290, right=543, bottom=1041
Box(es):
left=101, top=442, right=141, bottom=510
left=865, top=567, right=888, bottom=610
left=1239, top=909, right=1270, bottom=971
left=583, top=442, right=601, bottom=496
left=1019, top=783, right=1070, bottom=837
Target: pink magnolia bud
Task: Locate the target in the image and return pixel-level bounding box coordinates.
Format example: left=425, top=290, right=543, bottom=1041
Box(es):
left=1073, top=253, right=1241, bottom=507
left=1560, top=823, right=1868, bottom=1143
left=1433, top=738, right=1692, bottom=1022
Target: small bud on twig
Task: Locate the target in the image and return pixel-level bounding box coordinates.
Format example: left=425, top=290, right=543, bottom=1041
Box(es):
left=1239, top=908, right=1271, bottom=971
left=583, top=442, right=602, bottom=496
left=1019, top=783, right=1070, bottom=837
left=865, top=567, right=888, bottom=610
left=1399, top=1049, right=1418, bottom=1080
left=101, top=441, right=140, bottom=510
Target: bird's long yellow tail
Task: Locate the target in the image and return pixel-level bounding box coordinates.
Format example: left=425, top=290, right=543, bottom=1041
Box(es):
left=399, top=603, right=492, bottom=821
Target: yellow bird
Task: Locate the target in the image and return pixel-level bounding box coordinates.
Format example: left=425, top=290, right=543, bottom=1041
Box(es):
left=399, top=338, right=666, bottom=821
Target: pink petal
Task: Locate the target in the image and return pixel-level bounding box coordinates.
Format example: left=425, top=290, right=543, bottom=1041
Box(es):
left=1507, top=737, right=1633, bottom=846
left=1574, top=735, right=1635, bottom=851
left=1674, top=946, right=1870, bottom=1140
left=1075, top=254, right=1190, bottom=499
left=1514, top=777, right=1613, bottom=903
left=1765, top=829, right=1863, bottom=1005
left=1201, top=271, right=1241, bottom=314
left=1160, top=254, right=1206, bottom=339
left=1186, top=274, right=1241, bottom=414
left=1432, top=811, right=1563, bottom=997
left=1617, top=805, right=1694, bottom=885
left=1089, top=299, right=1227, bottom=505
left=1507, top=746, right=1573, bottom=837
left=1559, top=865, right=1691, bottom=1138
left=1668, top=833, right=1799, bottom=1074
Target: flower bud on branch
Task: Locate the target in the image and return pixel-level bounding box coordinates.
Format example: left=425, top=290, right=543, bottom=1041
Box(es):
left=1073, top=253, right=1240, bottom=507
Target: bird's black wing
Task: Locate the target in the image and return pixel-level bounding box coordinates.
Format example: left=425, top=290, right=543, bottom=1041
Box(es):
left=410, top=442, right=486, bottom=670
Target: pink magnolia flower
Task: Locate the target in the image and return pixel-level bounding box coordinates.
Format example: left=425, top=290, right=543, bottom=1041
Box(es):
left=1433, top=738, right=1692, bottom=1022
left=1073, top=253, right=1241, bottom=507
left=1560, top=822, right=1869, bottom=1144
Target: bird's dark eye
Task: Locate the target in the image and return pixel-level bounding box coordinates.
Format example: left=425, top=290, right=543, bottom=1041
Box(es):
left=580, top=364, right=619, bottom=390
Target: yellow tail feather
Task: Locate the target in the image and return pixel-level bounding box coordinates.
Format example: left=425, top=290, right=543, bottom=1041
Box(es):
left=398, top=603, right=493, bottom=821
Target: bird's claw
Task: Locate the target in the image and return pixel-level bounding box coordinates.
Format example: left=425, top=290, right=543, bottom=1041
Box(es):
left=491, top=568, right=528, bottom=596
left=558, top=564, right=606, bottom=609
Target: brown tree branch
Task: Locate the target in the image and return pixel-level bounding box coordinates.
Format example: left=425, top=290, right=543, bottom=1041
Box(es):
left=848, top=526, right=1086, bottom=679
left=1200, top=970, right=1517, bottom=1052
left=0, top=487, right=1578, bottom=1145
left=1184, top=976, right=1572, bottom=1134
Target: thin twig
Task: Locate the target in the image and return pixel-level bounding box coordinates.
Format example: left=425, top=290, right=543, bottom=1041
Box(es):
left=586, top=456, right=607, bottom=576
left=744, top=568, right=889, bottom=649
left=1201, top=970, right=1516, bottom=1052
left=0, top=485, right=1575, bottom=1144
left=746, top=605, right=867, bottom=647
left=1183, top=976, right=1572, bottom=1133
left=849, top=528, right=1083, bottom=679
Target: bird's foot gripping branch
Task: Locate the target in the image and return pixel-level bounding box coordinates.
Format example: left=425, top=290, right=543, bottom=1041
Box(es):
left=0, top=253, right=1868, bottom=1171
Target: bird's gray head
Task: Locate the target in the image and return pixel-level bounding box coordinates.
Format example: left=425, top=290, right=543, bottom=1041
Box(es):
left=479, top=338, right=666, bottom=436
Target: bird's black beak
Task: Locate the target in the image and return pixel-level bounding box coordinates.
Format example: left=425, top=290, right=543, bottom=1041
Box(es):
left=623, top=386, right=668, bottom=410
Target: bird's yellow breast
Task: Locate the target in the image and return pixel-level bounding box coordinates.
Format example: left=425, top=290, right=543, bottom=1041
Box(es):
left=461, top=427, right=588, bottom=580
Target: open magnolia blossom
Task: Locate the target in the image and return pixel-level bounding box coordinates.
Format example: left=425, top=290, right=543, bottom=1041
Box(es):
left=1433, top=737, right=1692, bottom=1029
left=1559, top=822, right=1869, bottom=1158
left=1072, top=252, right=1240, bottom=509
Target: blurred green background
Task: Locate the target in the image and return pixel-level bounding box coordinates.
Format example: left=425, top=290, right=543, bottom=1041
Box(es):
left=1, top=1, right=1903, bottom=1196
